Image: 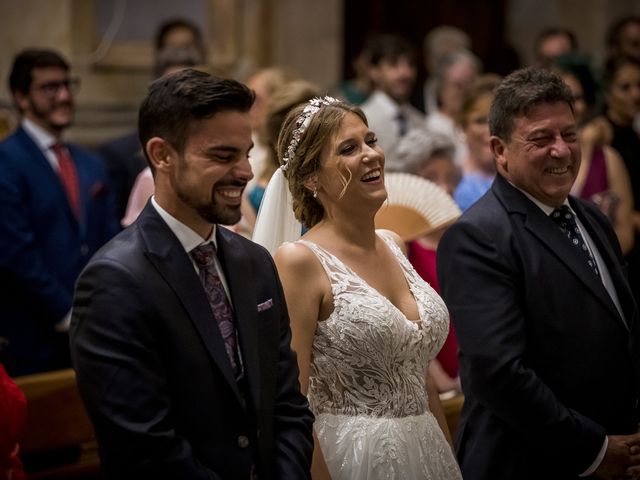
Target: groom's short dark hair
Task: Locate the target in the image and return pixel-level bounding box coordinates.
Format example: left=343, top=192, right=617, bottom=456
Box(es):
left=138, top=68, right=255, bottom=166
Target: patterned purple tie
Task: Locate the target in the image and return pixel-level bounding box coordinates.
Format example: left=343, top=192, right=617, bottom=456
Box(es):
left=191, top=243, right=241, bottom=375
left=550, top=206, right=600, bottom=277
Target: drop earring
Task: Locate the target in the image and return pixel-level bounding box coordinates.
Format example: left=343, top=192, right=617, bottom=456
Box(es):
left=313, top=187, right=318, bottom=198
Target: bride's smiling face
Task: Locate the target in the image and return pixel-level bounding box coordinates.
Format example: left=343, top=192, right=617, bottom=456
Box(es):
left=315, top=112, right=387, bottom=209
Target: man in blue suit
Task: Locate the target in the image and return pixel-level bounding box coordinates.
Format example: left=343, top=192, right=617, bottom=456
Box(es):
left=0, top=49, right=118, bottom=376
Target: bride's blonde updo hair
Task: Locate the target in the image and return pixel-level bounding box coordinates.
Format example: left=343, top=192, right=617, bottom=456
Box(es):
left=277, top=98, right=367, bottom=228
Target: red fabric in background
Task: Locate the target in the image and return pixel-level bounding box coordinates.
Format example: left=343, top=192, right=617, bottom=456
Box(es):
left=408, top=241, right=459, bottom=378
left=579, top=146, right=608, bottom=201
left=0, top=363, right=26, bottom=480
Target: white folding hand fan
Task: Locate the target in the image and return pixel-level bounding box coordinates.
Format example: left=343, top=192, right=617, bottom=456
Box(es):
left=375, top=172, right=461, bottom=241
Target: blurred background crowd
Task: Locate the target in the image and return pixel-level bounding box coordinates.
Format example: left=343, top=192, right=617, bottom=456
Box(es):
left=2, top=0, right=640, bottom=387
left=1, top=0, right=640, bottom=478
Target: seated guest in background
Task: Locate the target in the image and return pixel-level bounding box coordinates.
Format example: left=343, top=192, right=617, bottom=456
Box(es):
left=425, top=50, right=481, bottom=167
left=0, top=49, right=117, bottom=376
left=603, top=55, right=640, bottom=303
left=245, top=79, right=320, bottom=219
left=438, top=67, right=640, bottom=480
left=96, top=127, right=147, bottom=224
left=152, top=44, right=206, bottom=80
left=555, top=59, right=635, bottom=254
left=244, top=66, right=295, bottom=189
left=420, top=26, right=473, bottom=115
left=533, top=26, right=578, bottom=68
left=332, top=40, right=374, bottom=105
left=70, top=69, right=313, bottom=479
left=386, top=128, right=459, bottom=182
left=389, top=128, right=461, bottom=194
left=606, top=16, right=640, bottom=62
left=362, top=34, right=425, bottom=160
left=154, top=17, right=207, bottom=63
left=453, top=75, right=501, bottom=211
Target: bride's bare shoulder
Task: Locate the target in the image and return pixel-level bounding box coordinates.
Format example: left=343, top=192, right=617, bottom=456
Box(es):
left=376, top=229, right=407, bottom=255
left=274, top=241, right=321, bottom=275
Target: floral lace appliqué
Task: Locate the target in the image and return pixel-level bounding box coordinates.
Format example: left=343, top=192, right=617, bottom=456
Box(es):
left=300, top=233, right=449, bottom=418
left=298, top=232, right=462, bottom=479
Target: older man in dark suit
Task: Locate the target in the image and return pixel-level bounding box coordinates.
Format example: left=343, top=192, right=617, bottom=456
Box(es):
left=70, top=69, right=313, bottom=479
left=437, top=67, right=640, bottom=479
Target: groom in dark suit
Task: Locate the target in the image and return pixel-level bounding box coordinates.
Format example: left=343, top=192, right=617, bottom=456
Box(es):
left=437, top=67, right=640, bottom=479
left=70, top=69, right=313, bottom=479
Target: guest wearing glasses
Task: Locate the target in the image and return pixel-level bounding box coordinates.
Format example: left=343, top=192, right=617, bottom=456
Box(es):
left=0, top=49, right=118, bottom=376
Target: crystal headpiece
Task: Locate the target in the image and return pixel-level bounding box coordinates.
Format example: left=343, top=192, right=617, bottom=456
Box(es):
left=281, top=96, right=339, bottom=171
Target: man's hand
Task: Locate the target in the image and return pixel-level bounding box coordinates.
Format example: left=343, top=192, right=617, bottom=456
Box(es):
left=594, top=434, right=640, bottom=479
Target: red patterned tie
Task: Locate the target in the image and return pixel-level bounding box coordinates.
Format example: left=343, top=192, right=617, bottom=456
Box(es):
left=191, top=243, right=241, bottom=376
left=51, top=143, right=80, bottom=219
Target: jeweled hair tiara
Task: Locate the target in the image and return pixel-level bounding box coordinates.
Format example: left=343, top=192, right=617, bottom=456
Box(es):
left=281, top=96, right=339, bottom=171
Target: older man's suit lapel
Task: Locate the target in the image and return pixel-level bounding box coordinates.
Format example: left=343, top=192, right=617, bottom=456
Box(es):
left=216, top=227, right=262, bottom=414
left=493, top=175, right=627, bottom=331
left=138, top=203, right=243, bottom=402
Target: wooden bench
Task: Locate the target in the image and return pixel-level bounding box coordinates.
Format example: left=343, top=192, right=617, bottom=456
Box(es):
left=13, top=368, right=101, bottom=479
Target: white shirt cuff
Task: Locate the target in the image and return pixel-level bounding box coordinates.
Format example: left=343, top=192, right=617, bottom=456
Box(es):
left=579, top=436, right=608, bottom=477
left=54, top=310, right=72, bottom=332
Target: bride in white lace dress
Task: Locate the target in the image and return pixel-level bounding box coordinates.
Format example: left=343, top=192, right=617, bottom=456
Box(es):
left=253, top=97, right=462, bottom=479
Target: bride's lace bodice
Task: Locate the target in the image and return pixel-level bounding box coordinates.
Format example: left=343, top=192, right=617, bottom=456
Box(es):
left=299, top=232, right=449, bottom=418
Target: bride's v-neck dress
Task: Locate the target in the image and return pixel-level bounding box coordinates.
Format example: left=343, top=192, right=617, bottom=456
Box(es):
left=298, top=233, right=462, bottom=479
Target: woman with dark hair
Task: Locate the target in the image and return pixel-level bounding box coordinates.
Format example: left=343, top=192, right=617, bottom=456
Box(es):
left=603, top=55, right=640, bottom=300
left=554, top=59, right=635, bottom=254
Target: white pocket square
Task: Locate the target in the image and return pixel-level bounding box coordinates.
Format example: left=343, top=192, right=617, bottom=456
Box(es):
left=257, top=298, right=274, bottom=312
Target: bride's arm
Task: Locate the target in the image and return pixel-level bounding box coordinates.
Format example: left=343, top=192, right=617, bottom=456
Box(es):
left=274, top=243, right=333, bottom=480
left=426, top=371, right=454, bottom=449
left=428, top=358, right=461, bottom=393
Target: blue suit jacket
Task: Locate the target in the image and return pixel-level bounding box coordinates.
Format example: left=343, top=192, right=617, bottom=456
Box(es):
left=0, top=126, right=118, bottom=375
